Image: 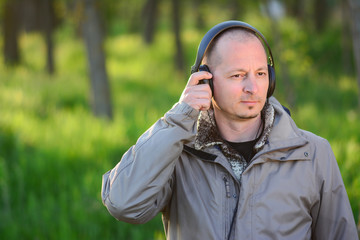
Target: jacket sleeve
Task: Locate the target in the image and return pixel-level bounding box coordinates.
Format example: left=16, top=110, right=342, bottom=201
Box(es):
left=101, top=102, right=199, bottom=224
left=311, top=139, right=358, bottom=240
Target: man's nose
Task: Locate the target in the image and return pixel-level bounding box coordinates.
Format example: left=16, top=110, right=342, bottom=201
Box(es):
left=243, top=74, right=258, bottom=94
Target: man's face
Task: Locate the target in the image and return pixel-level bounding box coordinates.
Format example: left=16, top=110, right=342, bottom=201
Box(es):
left=210, top=37, right=269, bottom=121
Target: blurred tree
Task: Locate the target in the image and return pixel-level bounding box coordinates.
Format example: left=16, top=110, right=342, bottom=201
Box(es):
left=123, top=0, right=144, bottom=33
left=172, top=0, right=185, bottom=72
left=229, top=0, right=243, bottom=20
left=348, top=0, right=360, bottom=108
left=96, top=0, right=141, bottom=35
left=341, top=0, right=353, bottom=75
left=285, top=0, right=305, bottom=21
left=2, top=0, right=21, bottom=65
left=79, top=0, right=113, bottom=120
left=25, top=0, right=59, bottom=74
left=41, top=0, right=56, bottom=74
left=192, top=0, right=205, bottom=29
left=314, top=0, right=329, bottom=32
left=2, top=0, right=59, bottom=73
left=266, top=0, right=295, bottom=107
left=142, top=0, right=159, bottom=44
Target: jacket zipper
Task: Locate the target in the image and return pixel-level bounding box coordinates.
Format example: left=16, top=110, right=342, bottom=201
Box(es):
left=223, top=176, right=231, bottom=198
left=223, top=175, right=241, bottom=240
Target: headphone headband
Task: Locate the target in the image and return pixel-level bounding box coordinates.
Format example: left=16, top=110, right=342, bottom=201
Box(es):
left=190, top=20, right=275, bottom=74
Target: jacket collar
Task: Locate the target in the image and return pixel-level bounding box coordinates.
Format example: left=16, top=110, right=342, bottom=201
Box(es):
left=261, top=97, right=309, bottom=155
left=194, top=97, right=309, bottom=156
left=194, top=102, right=275, bottom=154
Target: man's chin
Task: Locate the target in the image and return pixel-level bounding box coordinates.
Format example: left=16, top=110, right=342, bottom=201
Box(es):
left=235, top=113, right=259, bottom=120
left=234, top=106, right=262, bottom=120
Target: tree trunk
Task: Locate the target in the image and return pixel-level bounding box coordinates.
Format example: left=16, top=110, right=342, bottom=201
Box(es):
left=192, top=0, right=205, bottom=29
left=81, top=0, right=113, bottom=120
left=3, top=0, right=21, bottom=65
left=171, top=0, right=185, bottom=72
left=341, top=0, right=353, bottom=75
left=348, top=0, right=360, bottom=109
left=41, top=0, right=55, bottom=74
left=142, top=0, right=159, bottom=44
left=286, top=0, right=305, bottom=21
left=314, top=0, right=329, bottom=32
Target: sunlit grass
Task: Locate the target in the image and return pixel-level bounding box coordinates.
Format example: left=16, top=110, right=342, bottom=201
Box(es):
left=0, top=28, right=184, bottom=239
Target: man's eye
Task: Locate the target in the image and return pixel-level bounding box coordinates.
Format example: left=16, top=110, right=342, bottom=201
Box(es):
left=232, top=73, right=245, bottom=78
left=258, top=72, right=267, bottom=76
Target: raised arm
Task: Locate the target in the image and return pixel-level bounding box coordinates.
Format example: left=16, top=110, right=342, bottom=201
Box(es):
left=101, top=70, right=213, bottom=224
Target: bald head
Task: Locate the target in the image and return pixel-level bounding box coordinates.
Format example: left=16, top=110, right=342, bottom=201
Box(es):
left=203, top=28, right=267, bottom=69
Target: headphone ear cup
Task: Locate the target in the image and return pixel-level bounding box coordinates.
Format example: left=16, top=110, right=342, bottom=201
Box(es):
left=209, top=78, right=214, bottom=96
left=199, top=64, right=214, bottom=96
left=267, top=65, right=276, bottom=97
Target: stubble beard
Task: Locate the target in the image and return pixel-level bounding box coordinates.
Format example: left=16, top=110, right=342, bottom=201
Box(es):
left=214, top=105, right=261, bottom=122
left=236, top=112, right=259, bottom=120
left=212, top=96, right=266, bottom=122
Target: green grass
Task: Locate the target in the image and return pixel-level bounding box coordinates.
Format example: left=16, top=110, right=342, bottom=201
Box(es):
left=0, top=18, right=359, bottom=239
left=0, top=32, right=178, bottom=240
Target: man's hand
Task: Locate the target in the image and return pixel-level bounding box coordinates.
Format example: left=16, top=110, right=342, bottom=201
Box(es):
left=179, top=71, right=213, bottom=111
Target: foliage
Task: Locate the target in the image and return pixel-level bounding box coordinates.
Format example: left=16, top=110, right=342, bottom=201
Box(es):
left=0, top=32, right=177, bottom=240
left=0, top=16, right=359, bottom=240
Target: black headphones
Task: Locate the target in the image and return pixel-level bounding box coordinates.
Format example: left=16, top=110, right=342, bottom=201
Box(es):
left=191, top=20, right=276, bottom=98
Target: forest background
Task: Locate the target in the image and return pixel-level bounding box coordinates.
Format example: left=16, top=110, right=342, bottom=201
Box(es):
left=1, top=0, right=360, bottom=239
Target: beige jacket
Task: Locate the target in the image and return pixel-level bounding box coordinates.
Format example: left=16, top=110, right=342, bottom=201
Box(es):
left=102, top=97, right=358, bottom=240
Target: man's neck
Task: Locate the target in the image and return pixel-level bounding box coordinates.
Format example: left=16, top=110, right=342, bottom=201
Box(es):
left=214, top=113, right=262, bottom=143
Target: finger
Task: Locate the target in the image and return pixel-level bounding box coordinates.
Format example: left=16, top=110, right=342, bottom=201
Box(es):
left=183, top=84, right=212, bottom=100
left=186, top=98, right=212, bottom=111
left=197, top=98, right=212, bottom=111
left=180, top=85, right=212, bottom=110
left=187, top=71, right=212, bottom=86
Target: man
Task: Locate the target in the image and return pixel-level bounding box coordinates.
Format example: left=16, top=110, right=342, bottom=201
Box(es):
left=101, top=21, right=358, bottom=239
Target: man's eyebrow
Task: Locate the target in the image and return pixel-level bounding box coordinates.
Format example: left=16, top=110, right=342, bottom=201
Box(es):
left=226, top=66, right=268, bottom=73
left=256, top=66, right=268, bottom=71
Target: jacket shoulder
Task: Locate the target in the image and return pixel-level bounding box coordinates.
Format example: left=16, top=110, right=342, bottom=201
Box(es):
left=298, top=129, right=331, bottom=150
left=297, top=129, right=338, bottom=177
